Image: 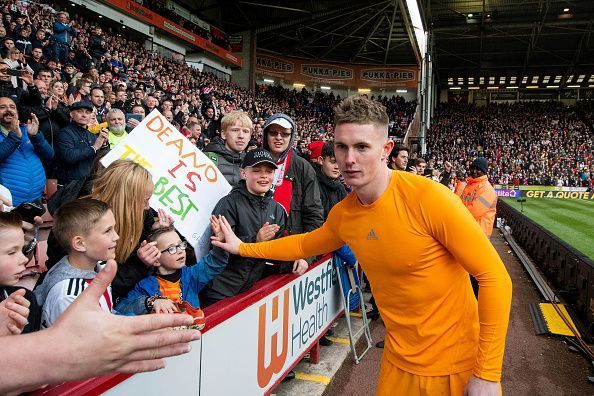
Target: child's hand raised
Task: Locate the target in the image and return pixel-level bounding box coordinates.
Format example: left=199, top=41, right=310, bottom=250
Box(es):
left=256, top=222, right=280, bottom=242
left=210, top=215, right=241, bottom=255
left=152, top=208, right=174, bottom=230
left=137, top=240, right=161, bottom=267
left=0, top=289, right=30, bottom=336
left=210, top=215, right=224, bottom=242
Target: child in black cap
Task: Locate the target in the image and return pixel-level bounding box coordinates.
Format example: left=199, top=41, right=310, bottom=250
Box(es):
left=200, top=148, right=293, bottom=307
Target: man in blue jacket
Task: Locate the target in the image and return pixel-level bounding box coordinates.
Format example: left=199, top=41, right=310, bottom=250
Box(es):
left=54, top=101, right=108, bottom=187
left=0, top=97, right=53, bottom=205
left=52, top=12, right=77, bottom=64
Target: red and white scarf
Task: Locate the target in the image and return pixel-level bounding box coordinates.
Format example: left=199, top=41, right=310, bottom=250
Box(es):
left=272, top=150, right=293, bottom=214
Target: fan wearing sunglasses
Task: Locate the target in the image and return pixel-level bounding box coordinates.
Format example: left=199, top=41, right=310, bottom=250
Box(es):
left=115, top=217, right=229, bottom=316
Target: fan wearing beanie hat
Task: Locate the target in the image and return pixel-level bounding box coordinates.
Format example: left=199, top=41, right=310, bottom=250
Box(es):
left=470, top=157, right=489, bottom=176
left=308, top=141, right=325, bottom=164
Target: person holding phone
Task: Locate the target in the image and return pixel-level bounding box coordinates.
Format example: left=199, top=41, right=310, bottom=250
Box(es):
left=126, top=105, right=145, bottom=129
left=4, top=49, right=34, bottom=90
left=0, top=63, right=40, bottom=112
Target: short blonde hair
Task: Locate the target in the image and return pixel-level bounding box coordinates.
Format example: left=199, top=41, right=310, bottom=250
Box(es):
left=334, top=95, right=389, bottom=132
left=221, top=111, right=253, bottom=132
left=53, top=199, right=111, bottom=253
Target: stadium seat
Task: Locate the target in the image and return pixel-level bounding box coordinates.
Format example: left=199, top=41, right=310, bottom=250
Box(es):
left=44, top=179, right=58, bottom=201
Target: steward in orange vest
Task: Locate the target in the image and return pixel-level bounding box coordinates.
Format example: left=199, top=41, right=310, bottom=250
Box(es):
left=460, top=157, right=497, bottom=237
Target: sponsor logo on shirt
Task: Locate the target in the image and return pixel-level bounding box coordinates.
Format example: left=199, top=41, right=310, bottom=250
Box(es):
left=367, top=229, right=378, bottom=240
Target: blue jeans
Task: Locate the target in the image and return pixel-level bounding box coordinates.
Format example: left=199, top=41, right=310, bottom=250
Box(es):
left=53, top=42, right=69, bottom=64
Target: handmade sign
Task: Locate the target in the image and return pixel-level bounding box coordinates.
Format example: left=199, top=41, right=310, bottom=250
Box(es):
left=101, top=109, right=231, bottom=257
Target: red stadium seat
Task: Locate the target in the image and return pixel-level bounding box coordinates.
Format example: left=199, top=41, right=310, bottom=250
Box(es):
left=44, top=179, right=58, bottom=201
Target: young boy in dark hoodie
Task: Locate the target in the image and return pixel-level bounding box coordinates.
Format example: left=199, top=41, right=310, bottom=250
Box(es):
left=200, top=148, right=290, bottom=307
left=311, top=141, right=348, bottom=218
left=34, top=198, right=119, bottom=328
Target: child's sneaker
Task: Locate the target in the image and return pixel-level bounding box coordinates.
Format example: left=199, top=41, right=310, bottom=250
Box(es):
left=173, top=301, right=205, bottom=330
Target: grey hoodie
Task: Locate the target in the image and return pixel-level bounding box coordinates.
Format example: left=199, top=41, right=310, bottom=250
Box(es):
left=34, top=255, right=101, bottom=306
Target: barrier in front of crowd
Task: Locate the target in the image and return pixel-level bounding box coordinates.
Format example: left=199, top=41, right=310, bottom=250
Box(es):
left=497, top=201, right=594, bottom=340
left=33, top=254, right=343, bottom=396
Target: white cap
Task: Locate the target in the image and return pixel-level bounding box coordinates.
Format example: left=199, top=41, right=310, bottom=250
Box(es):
left=266, top=118, right=292, bottom=130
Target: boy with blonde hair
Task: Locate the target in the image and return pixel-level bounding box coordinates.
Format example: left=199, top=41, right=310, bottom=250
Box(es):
left=204, top=111, right=253, bottom=186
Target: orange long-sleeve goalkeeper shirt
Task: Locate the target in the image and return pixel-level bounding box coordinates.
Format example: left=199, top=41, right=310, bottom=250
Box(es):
left=240, top=171, right=512, bottom=381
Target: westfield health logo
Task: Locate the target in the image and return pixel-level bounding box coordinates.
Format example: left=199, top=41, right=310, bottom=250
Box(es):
left=257, top=288, right=290, bottom=388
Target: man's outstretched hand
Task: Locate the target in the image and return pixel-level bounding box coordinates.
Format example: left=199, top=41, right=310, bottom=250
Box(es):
left=211, top=215, right=241, bottom=255
left=0, top=289, right=30, bottom=336
left=50, top=259, right=200, bottom=376
left=0, top=260, right=201, bottom=395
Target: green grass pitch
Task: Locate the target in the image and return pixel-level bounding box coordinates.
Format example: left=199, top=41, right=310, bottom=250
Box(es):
left=501, top=198, right=594, bottom=260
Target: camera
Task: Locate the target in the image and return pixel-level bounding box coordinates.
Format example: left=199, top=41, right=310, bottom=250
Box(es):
left=13, top=202, right=45, bottom=260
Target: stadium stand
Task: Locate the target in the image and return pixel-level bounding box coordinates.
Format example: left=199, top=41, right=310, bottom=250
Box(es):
left=0, top=0, right=594, bottom=394
left=426, top=102, right=594, bottom=187
left=0, top=0, right=415, bottom=149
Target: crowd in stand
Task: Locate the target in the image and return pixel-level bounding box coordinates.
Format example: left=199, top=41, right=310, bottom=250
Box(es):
left=426, top=102, right=594, bottom=188
left=0, top=1, right=591, bottom=392
left=0, top=0, right=415, bottom=152
left=138, top=0, right=231, bottom=50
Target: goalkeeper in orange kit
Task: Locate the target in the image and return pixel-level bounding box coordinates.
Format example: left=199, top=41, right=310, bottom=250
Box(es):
left=213, top=95, right=512, bottom=396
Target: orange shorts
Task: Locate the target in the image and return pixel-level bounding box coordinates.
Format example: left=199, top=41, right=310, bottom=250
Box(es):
left=376, top=355, right=473, bottom=396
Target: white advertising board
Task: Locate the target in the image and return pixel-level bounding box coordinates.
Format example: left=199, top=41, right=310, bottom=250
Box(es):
left=200, top=258, right=342, bottom=395
left=104, top=338, right=202, bottom=395
left=81, top=259, right=343, bottom=396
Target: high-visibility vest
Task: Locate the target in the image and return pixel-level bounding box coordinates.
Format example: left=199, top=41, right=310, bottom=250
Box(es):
left=454, top=179, right=467, bottom=196
left=459, top=175, right=497, bottom=237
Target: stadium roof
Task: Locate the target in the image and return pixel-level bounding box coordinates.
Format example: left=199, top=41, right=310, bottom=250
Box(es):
left=186, top=0, right=593, bottom=88
left=430, top=0, right=594, bottom=87
left=183, top=0, right=418, bottom=65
